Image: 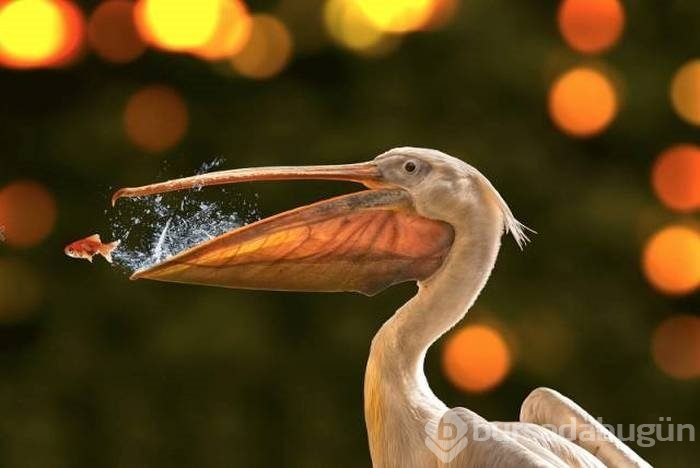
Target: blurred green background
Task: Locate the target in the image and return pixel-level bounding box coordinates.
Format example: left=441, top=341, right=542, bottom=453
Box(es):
left=0, top=0, right=699, bottom=466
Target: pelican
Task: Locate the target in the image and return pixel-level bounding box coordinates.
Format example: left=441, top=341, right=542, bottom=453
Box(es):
left=113, top=147, right=651, bottom=467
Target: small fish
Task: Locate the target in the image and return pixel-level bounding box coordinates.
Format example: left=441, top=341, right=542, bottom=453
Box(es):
left=64, top=234, right=121, bottom=263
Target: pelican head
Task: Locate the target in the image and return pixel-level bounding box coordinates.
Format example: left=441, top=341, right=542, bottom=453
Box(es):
left=372, top=147, right=528, bottom=247
left=112, top=147, right=527, bottom=295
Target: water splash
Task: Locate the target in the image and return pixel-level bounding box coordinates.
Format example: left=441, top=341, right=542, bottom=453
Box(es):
left=108, top=159, right=260, bottom=274
left=152, top=217, right=172, bottom=263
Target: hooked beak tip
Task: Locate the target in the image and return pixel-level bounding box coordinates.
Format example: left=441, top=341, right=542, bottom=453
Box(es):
left=111, top=189, right=127, bottom=207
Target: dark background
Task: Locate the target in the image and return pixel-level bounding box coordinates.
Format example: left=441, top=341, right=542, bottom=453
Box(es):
left=1, top=0, right=699, bottom=466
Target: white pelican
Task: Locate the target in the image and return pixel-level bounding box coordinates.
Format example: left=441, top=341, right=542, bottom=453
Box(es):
left=113, top=147, right=651, bottom=468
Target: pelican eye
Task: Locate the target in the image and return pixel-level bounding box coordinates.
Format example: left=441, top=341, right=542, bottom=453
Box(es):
left=403, top=161, right=417, bottom=173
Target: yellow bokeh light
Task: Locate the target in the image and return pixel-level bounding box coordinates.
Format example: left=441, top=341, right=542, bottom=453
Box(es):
left=0, top=180, right=57, bottom=248
left=231, top=15, right=293, bottom=80
left=324, top=0, right=388, bottom=54
left=193, top=0, right=252, bottom=60
left=88, top=0, right=146, bottom=64
left=0, top=0, right=65, bottom=68
left=670, top=59, right=700, bottom=127
left=558, top=0, right=624, bottom=54
left=549, top=67, right=618, bottom=137
left=652, top=315, right=700, bottom=380
left=642, top=225, right=700, bottom=296
left=651, top=144, right=700, bottom=212
left=355, top=0, right=434, bottom=33
left=442, top=324, right=511, bottom=393
left=123, top=85, right=189, bottom=153
left=134, top=0, right=220, bottom=52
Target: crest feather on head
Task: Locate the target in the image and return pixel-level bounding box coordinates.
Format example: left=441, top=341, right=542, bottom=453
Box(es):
left=474, top=172, right=533, bottom=250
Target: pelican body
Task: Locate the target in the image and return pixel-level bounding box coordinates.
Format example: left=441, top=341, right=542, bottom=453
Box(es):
left=113, top=148, right=651, bottom=468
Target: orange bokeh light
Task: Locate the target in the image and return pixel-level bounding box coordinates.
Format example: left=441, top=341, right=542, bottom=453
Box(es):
left=123, top=85, right=189, bottom=153
left=0, top=0, right=84, bottom=69
left=0, top=180, right=57, bottom=248
left=642, top=226, right=700, bottom=296
left=52, top=0, right=85, bottom=66
left=558, top=0, right=624, bottom=54
left=651, top=144, right=700, bottom=212
left=652, top=315, right=700, bottom=380
left=549, top=67, right=618, bottom=137
left=88, top=0, right=146, bottom=64
left=670, top=60, right=700, bottom=127
left=231, top=15, right=293, bottom=80
left=422, top=0, right=459, bottom=31
left=193, top=0, right=251, bottom=60
left=442, top=324, right=511, bottom=393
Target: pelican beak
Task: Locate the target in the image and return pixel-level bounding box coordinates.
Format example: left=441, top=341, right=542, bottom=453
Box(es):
left=112, top=161, right=454, bottom=296
left=112, top=162, right=386, bottom=205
